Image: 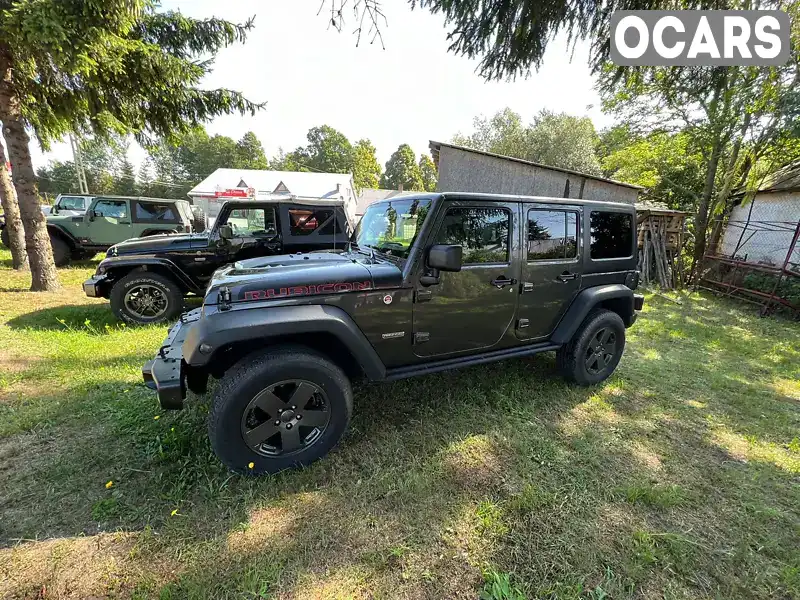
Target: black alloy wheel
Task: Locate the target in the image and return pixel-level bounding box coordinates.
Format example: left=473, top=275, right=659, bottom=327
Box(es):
left=124, top=283, right=169, bottom=320
left=110, top=271, right=184, bottom=325
left=556, top=308, right=626, bottom=386
left=208, top=346, right=353, bottom=475
left=584, top=327, right=618, bottom=375
left=241, top=379, right=331, bottom=457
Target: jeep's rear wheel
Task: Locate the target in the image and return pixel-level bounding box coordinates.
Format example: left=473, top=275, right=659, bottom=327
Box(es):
left=557, top=309, right=626, bottom=386
left=110, top=272, right=183, bottom=325
left=209, top=346, right=353, bottom=475
left=49, top=235, right=71, bottom=267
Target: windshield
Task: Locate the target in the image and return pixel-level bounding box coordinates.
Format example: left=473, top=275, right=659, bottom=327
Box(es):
left=354, top=198, right=431, bottom=259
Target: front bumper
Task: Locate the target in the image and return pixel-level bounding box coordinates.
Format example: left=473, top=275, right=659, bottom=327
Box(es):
left=83, top=274, right=110, bottom=298
left=142, top=309, right=202, bottom=409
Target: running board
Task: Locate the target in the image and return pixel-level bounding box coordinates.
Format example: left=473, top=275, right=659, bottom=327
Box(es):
left=384, top=342, right=560, bottom=381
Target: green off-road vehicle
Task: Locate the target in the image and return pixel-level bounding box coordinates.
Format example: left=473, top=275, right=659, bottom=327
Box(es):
left=44, top=195, right=204, bottom=266
left=143, top=192, right=643, bottom=475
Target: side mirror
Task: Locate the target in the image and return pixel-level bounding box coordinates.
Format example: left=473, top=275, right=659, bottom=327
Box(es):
left=420, top=244, right=462, bottom=286
left=428, top=244, right=462, bottom=272
left=218, top=224, right=233, bottom=240
left=86, top=209, right=96, bottom=221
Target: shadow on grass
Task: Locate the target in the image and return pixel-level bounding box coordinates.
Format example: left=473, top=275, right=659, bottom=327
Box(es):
left=6, top=302, right=120, bottom=333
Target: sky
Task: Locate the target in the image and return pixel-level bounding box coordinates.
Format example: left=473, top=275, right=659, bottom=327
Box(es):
left=27, top=0, right=615, bottom=172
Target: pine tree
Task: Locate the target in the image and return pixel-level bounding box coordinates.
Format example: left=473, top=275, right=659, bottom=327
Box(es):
left=0, top=2, right=263, bottom=290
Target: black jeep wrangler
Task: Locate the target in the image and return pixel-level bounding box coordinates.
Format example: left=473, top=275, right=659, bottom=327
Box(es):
left=142, top=193, right=643, bottom=475
left=84, top=199, right=350, bottom=324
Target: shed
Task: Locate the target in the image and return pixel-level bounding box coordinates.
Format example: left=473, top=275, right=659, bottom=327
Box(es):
left=720, top=163, right=800, bottom=267
left=429, top=141, right=641, bottom=204
left=188, top=169, right=358, bottom=227
left=636, top=204, right=688, bottom=288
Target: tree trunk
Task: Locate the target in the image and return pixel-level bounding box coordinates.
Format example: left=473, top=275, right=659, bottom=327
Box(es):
left=690, top=135, right=723, bottom=280
left=707, top=116, right=751, bottom=257
left=0, top=46, right=60, bottom=291
left=0, top=139, right=28, bottom=270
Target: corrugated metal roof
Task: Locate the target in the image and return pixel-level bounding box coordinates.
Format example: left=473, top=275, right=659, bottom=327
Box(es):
left=738, top=162, right=800, bottom=195
left=429, top=140, right=643, bottom=191
left=187, top=168, right=355, bottom=199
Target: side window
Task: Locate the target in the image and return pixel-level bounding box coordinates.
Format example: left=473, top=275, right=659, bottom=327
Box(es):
left=527, top=210, right=578, bottom=261
left=590, top=211, right=634, bottom=259
left=134, top=201, right=178, bottom=223
left=58, top=196, right=87, bottom=210
left=225, top=208, right=277, bottom=237
left=288, top=209, right=336, bottom=236
left=436, top=207, right=510, bottom=264
left=93, top=200, right=128, bottom=219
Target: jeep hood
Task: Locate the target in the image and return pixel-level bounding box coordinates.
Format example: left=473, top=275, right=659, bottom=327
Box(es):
left=108, top=233, right=209, bottom=256
left=204, top=250, right=402, bottom=304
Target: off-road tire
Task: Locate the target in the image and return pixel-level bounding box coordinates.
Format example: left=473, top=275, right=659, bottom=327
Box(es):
left=110, top=271, right=183, bottom=325
left=72, top=250, right=97, bottom=261
left=557, top=308, right=626, bottom=386
left=0, top=227, right=9, bottom=249
left=191, top=206, right=206, bottom=233
left=50, top=235, right=71, bottom=267
left=209, top=346, right=353, bottom=475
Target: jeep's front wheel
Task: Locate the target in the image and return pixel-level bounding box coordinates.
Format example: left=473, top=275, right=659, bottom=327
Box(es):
left=110, top=271, right=183, bottom=325
left=209, top=346, right=353, bottom=475
left=557, top=309, right=626, bottom=386
left=50, top=235, right=71, bottom=267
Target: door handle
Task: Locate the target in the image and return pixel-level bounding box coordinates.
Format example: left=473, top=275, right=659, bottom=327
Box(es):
left=556, top=272, right=577, bottom=283
left=490, top=277, right=517, bottom=289
left=118, top=220, right=131, bottom=224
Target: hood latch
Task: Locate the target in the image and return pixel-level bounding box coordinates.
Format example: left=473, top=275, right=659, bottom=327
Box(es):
left=219, top=286, right=232, bottom=311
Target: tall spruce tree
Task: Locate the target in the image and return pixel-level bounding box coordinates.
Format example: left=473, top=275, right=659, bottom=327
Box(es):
left=0, top=1, right=263, bottom=290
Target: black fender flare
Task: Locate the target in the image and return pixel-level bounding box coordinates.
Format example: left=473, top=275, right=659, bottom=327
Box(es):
left=46, top=224, right=79, bottom=248
left=182, top=304, right=387, bottom=380
left=550, top=284, right=634, bottom=345
left=104, top=258, right=201, bottom=294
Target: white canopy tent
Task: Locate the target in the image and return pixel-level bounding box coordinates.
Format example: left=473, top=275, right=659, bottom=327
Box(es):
left=187, top=169, right=359, bottom=229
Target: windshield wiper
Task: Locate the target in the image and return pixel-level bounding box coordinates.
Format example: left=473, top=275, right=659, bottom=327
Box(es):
left=349, top=242, right=375, bottom=259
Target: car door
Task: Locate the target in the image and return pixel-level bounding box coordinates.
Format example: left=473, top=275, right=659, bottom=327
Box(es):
left=86, top=198, right=131, bottom=245
left=412, top=201, right=520, bottom=358
left=216, top=205, right=281, bottom=264
left=516, top=203, right=582, bottom=340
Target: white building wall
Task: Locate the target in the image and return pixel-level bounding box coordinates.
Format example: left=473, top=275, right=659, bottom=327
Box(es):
left=721, top=191, right=800, bottom=266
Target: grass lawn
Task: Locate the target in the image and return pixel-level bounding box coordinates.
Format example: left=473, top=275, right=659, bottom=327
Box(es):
left=0, top=248, right=798, bottom=600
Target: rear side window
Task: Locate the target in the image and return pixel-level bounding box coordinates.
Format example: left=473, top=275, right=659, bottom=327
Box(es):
left=57, top=196, right=87, bottom=210
left=436, top=207, right=510, bottom=264
left=134, top=201, right=179, bottom=223
left=590, top=211, right=634, bottom=259
left=288, top=209, right=339, bottom=236
left=527, top=210, right=578, bottom=261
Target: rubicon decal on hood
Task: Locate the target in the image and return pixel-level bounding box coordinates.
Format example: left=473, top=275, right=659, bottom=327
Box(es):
left=243, top=281, right=372, bottom=301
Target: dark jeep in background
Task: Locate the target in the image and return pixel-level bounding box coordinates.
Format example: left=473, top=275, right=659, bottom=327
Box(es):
left=84, top=199, right=350, bottom=324
left=142, top=192, right=643, bottom=475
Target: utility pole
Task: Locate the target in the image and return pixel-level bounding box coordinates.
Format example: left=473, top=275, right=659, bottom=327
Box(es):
left=69, top=133, right=89, bottom=194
